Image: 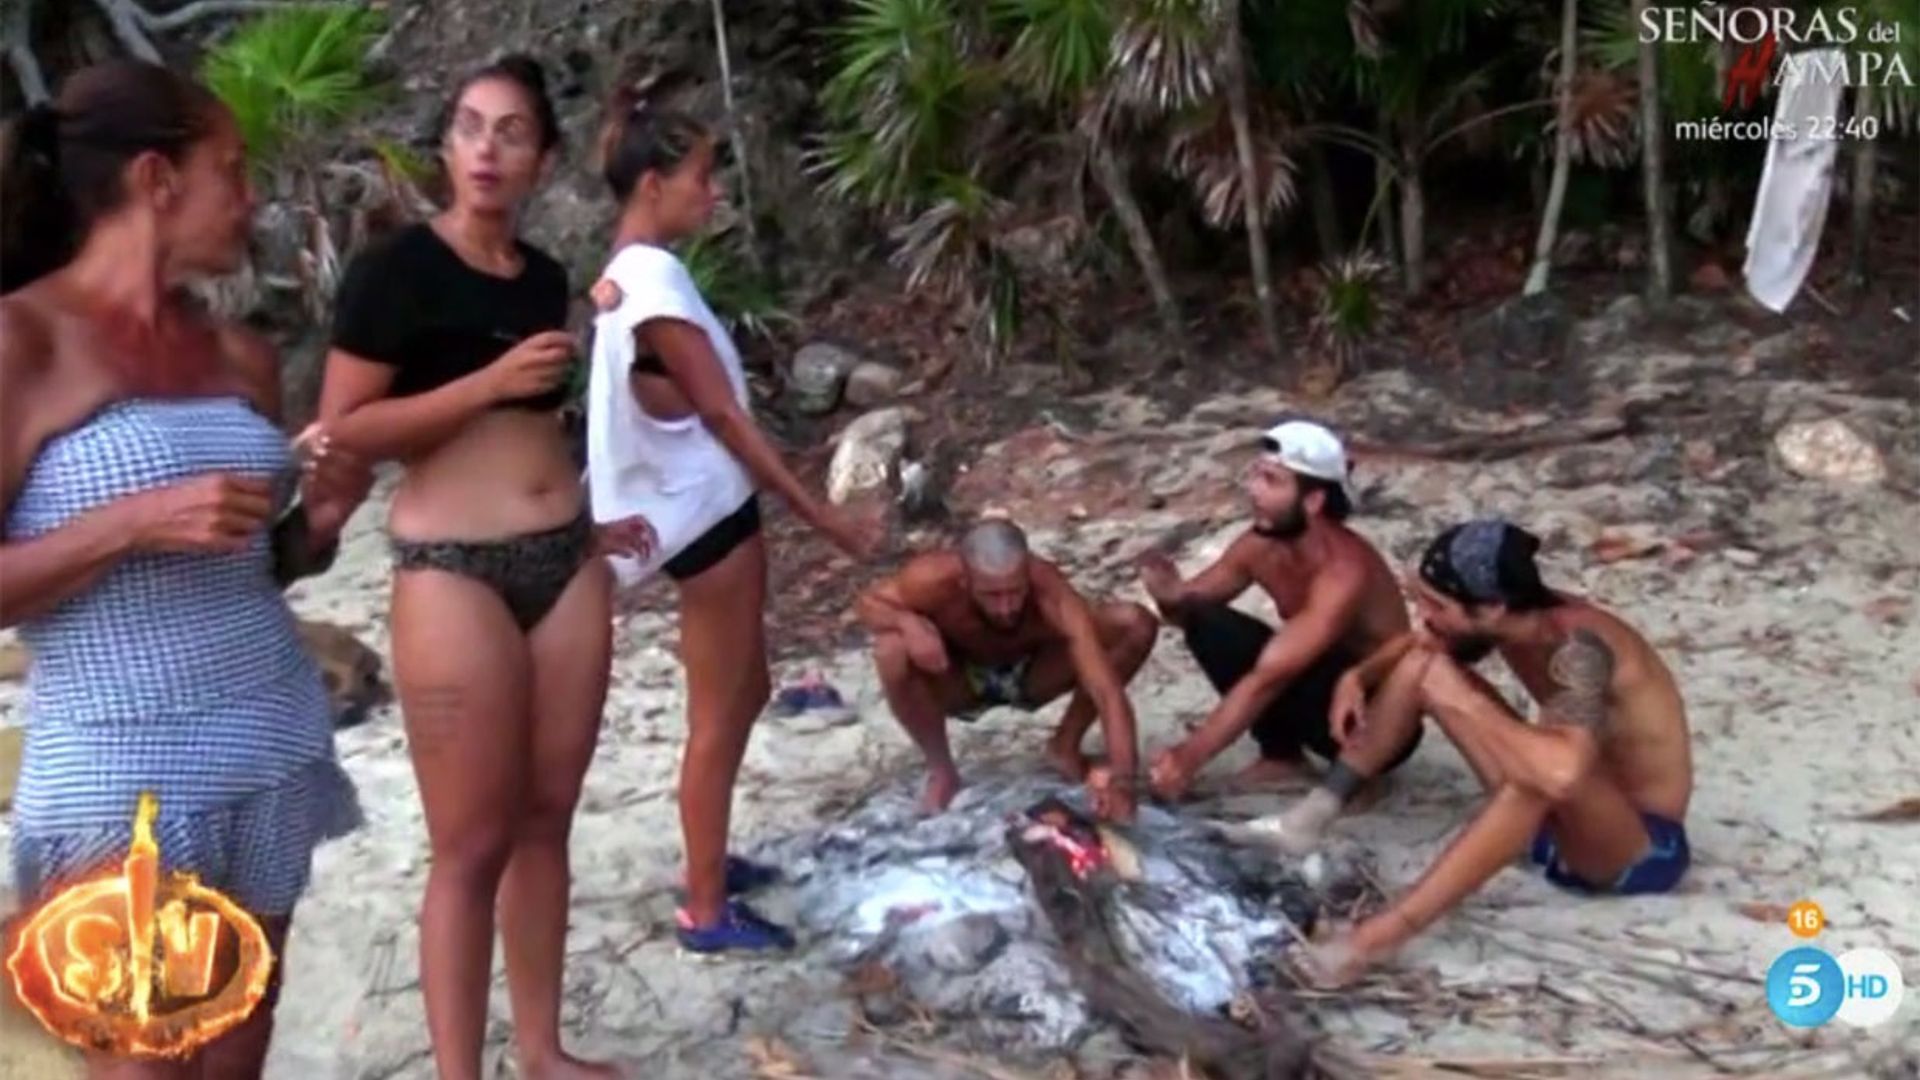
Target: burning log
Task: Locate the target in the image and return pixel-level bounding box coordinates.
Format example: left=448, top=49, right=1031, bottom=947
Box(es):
left=1007, top=798, right=1315, bottom=1080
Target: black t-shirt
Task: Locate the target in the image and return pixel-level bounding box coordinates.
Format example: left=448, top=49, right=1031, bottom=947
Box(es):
left=330, top=223, right=573, bottom=412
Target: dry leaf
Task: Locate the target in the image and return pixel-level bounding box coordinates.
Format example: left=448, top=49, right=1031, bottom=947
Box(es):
left=1737, top=901, right=1792, bottom=924
left=1590, top=530, right=1663, bottom=564
left=1864, top=596, right=1912, bottom=624
left=842, top=960, right=900, bottom=997
left=1855, top=797, right=1920, bottom=823
left=744, top=1035, right=811, bottom=1079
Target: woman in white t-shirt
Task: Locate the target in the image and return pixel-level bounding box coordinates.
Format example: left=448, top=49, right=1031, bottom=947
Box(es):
left=586, top=92, right=879, bottom=954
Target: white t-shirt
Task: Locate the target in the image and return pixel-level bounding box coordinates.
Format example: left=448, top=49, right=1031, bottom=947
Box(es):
left=586, top=243, right=756, bottom=586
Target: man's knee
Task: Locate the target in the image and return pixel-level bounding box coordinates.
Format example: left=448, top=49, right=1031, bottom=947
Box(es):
left=1533, top=725, right=1601, bottom=803
left=1107, top=601, right=1159, bottom=660
left=873, top=632, right=914, bottom=682
left=1414, top=648, right=1494, bottom=711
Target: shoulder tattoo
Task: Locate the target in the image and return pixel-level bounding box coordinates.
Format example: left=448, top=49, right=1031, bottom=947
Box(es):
left=1545, top=628, right=1614, bottom=729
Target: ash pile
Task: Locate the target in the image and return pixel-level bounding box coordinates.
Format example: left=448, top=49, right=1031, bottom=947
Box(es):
left=748, top=772, right=1366, bottom=1071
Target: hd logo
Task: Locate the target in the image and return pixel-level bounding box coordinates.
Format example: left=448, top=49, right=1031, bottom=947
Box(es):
left=1767, top=946, right=1907, bottom=1029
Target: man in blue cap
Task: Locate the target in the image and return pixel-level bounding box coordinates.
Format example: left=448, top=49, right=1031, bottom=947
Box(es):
left=1290, top=518, right=1695, bottom=987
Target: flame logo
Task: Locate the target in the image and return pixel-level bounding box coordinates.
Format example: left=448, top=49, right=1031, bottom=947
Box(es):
left=4, top=793, right=274, bottom=1058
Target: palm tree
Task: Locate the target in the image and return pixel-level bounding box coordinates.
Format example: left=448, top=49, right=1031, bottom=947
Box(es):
left=996, top=0, right=1185, bottom=343
left=201, top=4, right=385, bottom=318
left=1831, top=0, right=1920, bottom=285
left=1525, top=0, right=1580, bottom=296
left=1627, top=0, right=1673, bottom=303
left=1111, top=0, right=1286, bottom=359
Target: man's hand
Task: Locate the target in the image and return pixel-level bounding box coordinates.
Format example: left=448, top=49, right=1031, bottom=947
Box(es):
left=1328, top=670, right=1367, bottom=747
left=1087, top=764, right=1137, bottom=824
left=901, top=614, right=950, bottom=675
left=1148, top=745, right=1198, bottom=802
left=1136, top=551, right=1183, bottom=612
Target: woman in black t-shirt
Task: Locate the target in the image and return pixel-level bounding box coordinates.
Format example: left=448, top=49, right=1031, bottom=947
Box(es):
left=317, top=57, right=638, bottom=1080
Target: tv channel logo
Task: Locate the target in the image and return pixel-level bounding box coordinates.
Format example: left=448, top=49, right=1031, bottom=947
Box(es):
left=1767, top=945, right=1906, bottom=1028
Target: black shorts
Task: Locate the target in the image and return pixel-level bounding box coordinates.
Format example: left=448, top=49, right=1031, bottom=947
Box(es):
left=1182, top=602, right=1422, bottom=770
left=663, top=495, right=762, bottom=581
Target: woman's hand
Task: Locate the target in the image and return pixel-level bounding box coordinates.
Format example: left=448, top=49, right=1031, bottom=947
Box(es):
left=819, top=504, right=885, bottom=560
left=293, top=424, right=373, bottom=539
left=481, top=330, right=576, bottom=403
left=596, top=515, right=660, bottom=562
left=124, top=473, right=276, bottom=555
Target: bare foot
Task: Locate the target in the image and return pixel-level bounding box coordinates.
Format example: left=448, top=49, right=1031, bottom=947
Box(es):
left=920, top=767, right=963, bottom=814
left=522, top=1051, right=627, bottom=1080
left=1227, top=756, right=1318, bottom=792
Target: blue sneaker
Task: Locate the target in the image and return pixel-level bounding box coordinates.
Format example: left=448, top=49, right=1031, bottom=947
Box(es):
left=722, top=854, right=783, bottom=896
left=676, top=900, right=796, bottom=955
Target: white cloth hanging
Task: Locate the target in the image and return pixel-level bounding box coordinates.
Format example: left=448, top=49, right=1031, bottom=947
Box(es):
left=1742, top=48, right=1847, bottom=314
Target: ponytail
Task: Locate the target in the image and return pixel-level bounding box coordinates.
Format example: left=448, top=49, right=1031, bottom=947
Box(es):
left=597, top=81, right=710, bottom=203
left=0, top=104, right=79, bottom=294
left=0, top=60, right=218, bottom=295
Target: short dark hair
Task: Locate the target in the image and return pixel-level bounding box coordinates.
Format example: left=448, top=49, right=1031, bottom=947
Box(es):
left=1301, top=476, right=1352, bottom=521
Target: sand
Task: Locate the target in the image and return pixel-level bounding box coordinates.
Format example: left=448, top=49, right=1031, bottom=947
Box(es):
left=3, top=322, right=1917, bottom=1079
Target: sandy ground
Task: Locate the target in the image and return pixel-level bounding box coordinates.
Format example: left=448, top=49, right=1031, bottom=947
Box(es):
left=3, top=312, right=1917, bottom=1079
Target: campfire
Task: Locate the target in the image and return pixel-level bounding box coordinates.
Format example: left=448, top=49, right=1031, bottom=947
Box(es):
left=752, top=773, right=1363, bottom=1073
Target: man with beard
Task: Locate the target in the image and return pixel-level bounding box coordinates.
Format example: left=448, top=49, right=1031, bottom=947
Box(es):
left=1293, top=519, right=1693, bottom=987
left=1138, top=420, right=1422, bottom=803
left=859, top=519, right=1157, bottom=820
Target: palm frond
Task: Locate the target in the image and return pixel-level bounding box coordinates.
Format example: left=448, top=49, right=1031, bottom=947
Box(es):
left=995, top=0, right=1116, bottom=104
left=1165, top=96, right=1300, bottom=230
left=1110, top=0, right=1221, bottom=115
left=681, top=229, right=793, bottom=341
left=201, top=5, right=385, bottom=167
left=1310, top=249, right=1393, bottom=374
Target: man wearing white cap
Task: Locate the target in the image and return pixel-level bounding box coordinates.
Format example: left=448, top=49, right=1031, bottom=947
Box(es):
left=1136, top=419, right=1423, bottom=801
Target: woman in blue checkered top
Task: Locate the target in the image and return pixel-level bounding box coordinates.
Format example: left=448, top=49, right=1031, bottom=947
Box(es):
left=0, top=61, right=366, bottom=1077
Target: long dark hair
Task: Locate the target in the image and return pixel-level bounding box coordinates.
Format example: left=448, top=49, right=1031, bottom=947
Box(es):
left=597, top=84, right=710, bottom=203
left=0, top=60, right=221, bottom=295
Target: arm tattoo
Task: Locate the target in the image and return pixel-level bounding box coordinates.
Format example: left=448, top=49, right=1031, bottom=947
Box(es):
left=1545, top=628, right=1614, bottom=729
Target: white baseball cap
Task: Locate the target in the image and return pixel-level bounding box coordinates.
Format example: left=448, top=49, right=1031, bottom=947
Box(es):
left=1259, top=420, right=1349, bottom=484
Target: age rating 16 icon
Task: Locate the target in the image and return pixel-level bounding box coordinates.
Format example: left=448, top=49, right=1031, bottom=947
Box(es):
left=1766, top=901, right=1906, bottom=1029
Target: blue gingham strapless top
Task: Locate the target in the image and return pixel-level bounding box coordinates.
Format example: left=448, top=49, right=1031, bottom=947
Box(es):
left=4, top=396, right=337, bottom=832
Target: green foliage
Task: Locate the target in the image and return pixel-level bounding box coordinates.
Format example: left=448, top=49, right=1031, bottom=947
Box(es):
left=369, top=138, right=432, bottom=187
left=201, top=5, right=386, bottom=168
left=816, top=0, right=988, bottom=211
left=995, top=0, right=1116, bottom=103
left=1583, top=0, right=1719, bottom=123
left=1311, top=250, right=1391, bottom=371
left=681, top=230, right=793, bottom=341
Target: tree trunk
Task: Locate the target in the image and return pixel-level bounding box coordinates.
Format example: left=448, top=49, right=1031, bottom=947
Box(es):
left=1218, top=0, right=1283, bottom=361
left=1631, top=0, right=1673, bottom=304
left=709, top=0, right=763, bottom=273
left=1846, top=82, right=1879, bottom=287
left=1090, top=137, right=1184, bottom=345
left=88, top=0, right=161, bottom=62
left=4, top=0, right=49, bottom=103
left=1399, top=160, right=1425, bottom=297
left=1307, top=142, right=1344, bottom=259
left=1524, top=0, right=1578, bottom=296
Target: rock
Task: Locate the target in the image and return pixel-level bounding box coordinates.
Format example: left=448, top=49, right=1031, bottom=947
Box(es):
left=789, top=342, right=862, bottom=416
left=1689, top=259, right=1732, bottom=292
left=1774, top=418, right=1887, bottom=487
left=1460, top=292, right=1574, bottom=366
left=844, top=361, right=905, bottom=409
left=828, top=407, right=913, bottom=505
left=295, top=620, right=390, bottom=730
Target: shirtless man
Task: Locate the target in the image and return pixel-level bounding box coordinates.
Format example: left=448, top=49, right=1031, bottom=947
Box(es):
left=1298, top=519, right=1693, bottom=986
left=1139, top=420, right=1422, bottom=803
left=859, top=520, right=1157, bottom=821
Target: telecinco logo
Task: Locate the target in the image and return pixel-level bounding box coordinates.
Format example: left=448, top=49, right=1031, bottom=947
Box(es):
left=1637, top=4, right=1913, bottom=110
left=1763, top=901, right=1907, bottom=1030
